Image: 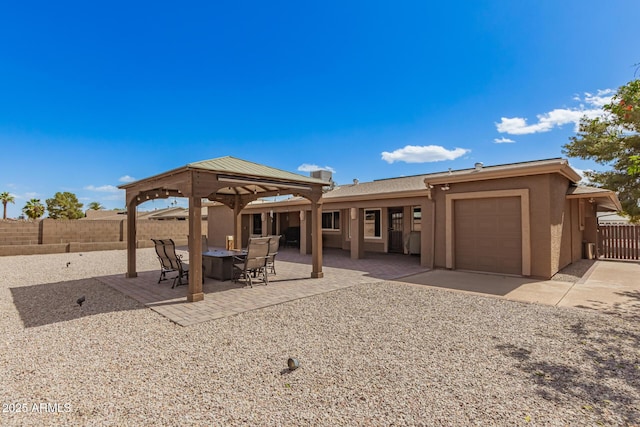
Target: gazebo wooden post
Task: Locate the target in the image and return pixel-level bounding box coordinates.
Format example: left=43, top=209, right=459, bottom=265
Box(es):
left=233, top=201, right=242, bottom=250
left=187, top=196, right=204, bottom=302
left=310, top=194, right=324, bottom=278
left=126, top=194, right=138, bottom=278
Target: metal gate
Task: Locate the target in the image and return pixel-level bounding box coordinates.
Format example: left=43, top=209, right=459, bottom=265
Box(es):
left=599, top=224, right=640, bottom=260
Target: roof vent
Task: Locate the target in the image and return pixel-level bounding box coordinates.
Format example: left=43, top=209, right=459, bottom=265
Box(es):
left=474, top=162, right=483, bottom=171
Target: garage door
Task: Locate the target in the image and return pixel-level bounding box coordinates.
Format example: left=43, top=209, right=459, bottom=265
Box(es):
left=454, top=197, right=522, bottom=275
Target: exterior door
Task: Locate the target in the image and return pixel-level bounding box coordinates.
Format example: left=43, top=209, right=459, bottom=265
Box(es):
left=388, top=207, right=404, bottom=253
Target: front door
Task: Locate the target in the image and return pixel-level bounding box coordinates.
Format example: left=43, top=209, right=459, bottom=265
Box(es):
left=388, top=207, right=404, bottom=253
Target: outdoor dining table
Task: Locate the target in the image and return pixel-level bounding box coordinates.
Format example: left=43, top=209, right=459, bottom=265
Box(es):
left=202, top=249, right=246, bottom=281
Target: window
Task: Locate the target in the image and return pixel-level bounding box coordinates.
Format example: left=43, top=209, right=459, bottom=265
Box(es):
left=252, top=213, right=262, bottom=235
left=364, top=209, right=381, bottom=238
left=412, top=207, right=422, bottom=231
left=322, top=211, right=340, bottom=230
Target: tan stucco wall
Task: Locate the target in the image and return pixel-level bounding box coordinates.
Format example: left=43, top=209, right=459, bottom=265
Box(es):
left=549, top=174, right=570, bottom=275
left=219, top=172, right=589, bottom=278
left=206, top=205, right=235, bottom=247
left=430, top=174, right=559, bottom=278
left=559, top=198, right=586, bottom=269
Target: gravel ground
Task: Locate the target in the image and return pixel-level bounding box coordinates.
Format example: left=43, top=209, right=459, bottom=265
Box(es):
left=551, top=259, right=597, bottom=283
left=1, top=250, right=639, bottom=426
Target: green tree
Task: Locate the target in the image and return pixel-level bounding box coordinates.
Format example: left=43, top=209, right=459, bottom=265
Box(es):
left=46, top=192, right=84, bottom=219
left=87, top=201, right=105, bottom=210
left=0, top=192, right=15, bottom=219
left=563, top=79, right=640, bottom=221
left=22, top=199, right=46, bottom=220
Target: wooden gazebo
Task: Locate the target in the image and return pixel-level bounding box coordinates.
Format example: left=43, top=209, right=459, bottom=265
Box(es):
left=118, top=156, right=330, bottom=302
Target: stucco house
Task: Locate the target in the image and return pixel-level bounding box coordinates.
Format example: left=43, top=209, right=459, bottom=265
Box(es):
left=206, top=158, right=621, bottom=280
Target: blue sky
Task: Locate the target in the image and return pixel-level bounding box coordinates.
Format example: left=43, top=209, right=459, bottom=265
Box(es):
left=1, top=1, right=639, bottom=218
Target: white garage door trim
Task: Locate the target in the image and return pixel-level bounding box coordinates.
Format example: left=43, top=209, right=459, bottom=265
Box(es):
left=445, top=189, right=531, bottom=276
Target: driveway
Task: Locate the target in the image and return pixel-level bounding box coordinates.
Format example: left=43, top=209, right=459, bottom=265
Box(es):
left=398, top=260, right=640, bottom=318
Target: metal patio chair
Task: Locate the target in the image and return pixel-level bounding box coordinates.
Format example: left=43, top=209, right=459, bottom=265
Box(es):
left=152, top=238, right=189, bottom=288
left=233, top=236, right=270, bottom=287
left=266, top=235, right=281, bottom=275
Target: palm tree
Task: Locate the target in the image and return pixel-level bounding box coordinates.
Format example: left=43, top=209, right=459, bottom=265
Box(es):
left=23, top=199, right=45, bottom=220
left=0, top=192, right=15, bottom=219
left=87, top=201, right=105, bottom=210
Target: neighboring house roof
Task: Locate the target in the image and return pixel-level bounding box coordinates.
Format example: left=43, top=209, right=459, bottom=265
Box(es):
left=81, top=207, right=208, bottom=220
left=145, top=206, right=208, bottom=220
left=83, top=210, right=125, bottom=220
left=597, top=212, right=630, bottom=224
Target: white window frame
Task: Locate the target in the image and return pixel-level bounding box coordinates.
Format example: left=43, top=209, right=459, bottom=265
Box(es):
left=364, top=208, right=382, bottom=239
left=412, top=206, right=422, bottom=231
left=322, top=210, right=341, bottom=231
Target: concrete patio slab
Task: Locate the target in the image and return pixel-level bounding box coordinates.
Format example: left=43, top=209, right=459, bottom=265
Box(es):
left=398, top=269, right=573, bottom=305
left=556, top=260, right=640, bottom=317
left=398, top=260, right=640, bottom=318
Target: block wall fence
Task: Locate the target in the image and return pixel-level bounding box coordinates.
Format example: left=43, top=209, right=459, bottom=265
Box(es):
left=0, top=219, right=207, bottom=256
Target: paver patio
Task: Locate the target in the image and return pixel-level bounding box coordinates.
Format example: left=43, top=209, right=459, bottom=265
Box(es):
left=99, top=248, right=427, bottom=326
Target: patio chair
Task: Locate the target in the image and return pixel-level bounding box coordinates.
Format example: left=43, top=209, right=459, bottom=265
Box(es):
left=152, top=238, right=189, bottom=289
left=233, top=236, right=270, bottom=287
left=283, top=227, right=300, bottom=248
left=266, top=235, right=281, bottom=275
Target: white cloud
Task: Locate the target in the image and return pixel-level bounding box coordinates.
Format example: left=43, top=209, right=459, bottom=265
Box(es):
left=84, top=184, right=120, bottom=193
left=494, top=137, right=515, bottom=144
left=570, top=166, right=593, bottom=184
left=582, top=89, right=614, bottom=108
left=297, top=163, right=336, bottom=173
left=119, top=175, right=136, bottom=183
left=381, top=145, right=470, bottom=164
left=496, top=89, right=613, bottom=135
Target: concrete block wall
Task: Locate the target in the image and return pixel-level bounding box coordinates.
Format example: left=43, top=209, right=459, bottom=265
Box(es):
left=0, top=221, right=40, bottom=245
left=0, top=219, right=207, bottom=256
left=41, top=219, right=123, bottom=244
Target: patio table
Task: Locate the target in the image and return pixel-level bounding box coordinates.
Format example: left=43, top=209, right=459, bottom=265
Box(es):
left=202, top=249, right=246, bottom=281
